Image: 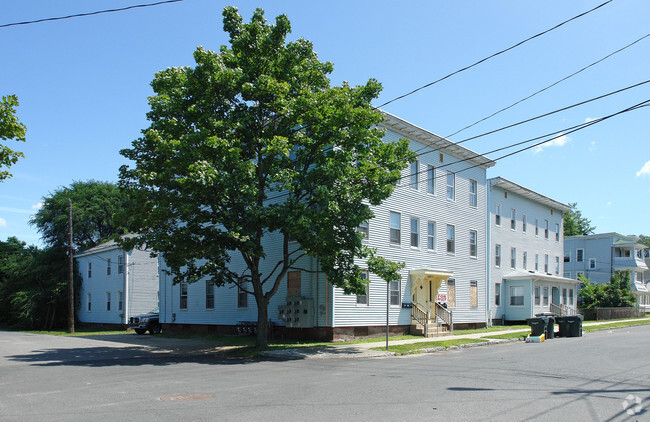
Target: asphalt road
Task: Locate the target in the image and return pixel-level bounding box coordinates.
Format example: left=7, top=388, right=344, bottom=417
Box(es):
left=0, top=326, right=649, bottom=421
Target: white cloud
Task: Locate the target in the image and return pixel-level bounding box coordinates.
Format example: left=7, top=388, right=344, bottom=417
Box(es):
left=31, top=202, right=42, bottom=210
left=0, top=218, right=6, bottom=227
left=636, top=161, right=650, bottom=177
left=534, top=134, right=571, bottom=153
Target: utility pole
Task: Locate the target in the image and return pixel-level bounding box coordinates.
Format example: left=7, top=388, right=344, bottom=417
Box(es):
left=68, top=198, right=74, bottom=334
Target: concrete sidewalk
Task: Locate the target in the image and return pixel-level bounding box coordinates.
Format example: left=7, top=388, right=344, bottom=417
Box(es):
left=261, top=317, right=650, bottom=359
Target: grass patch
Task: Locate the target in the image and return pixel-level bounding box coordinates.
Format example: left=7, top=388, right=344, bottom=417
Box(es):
left=453, top=325, right=528, bottom=335
left=370, top=338, right=488, bottom=355
left=583, top=318, right=650, bottom=332
left=20, top=329, right=131, bottom=337
left=482, top=332, right=528, bottom=340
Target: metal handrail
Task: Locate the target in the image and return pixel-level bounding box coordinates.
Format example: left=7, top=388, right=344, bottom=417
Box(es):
left=411, top=302, right=430, bottom=337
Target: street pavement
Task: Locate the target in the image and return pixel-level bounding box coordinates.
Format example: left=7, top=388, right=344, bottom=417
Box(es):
left=1, top=322, right=649, bottom=421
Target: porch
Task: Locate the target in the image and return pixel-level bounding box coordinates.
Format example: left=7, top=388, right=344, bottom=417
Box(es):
left=409, top=268, right=454, bottom=337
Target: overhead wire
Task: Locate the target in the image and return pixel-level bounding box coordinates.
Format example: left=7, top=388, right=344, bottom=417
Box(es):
left=0, top=0, right=185, bottom=29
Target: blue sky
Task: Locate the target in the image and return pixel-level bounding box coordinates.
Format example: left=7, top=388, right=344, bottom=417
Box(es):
left=1, top=0, right=649, bottom=246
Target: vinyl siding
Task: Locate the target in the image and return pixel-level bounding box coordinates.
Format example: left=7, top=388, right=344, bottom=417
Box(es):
left=488, top=184, right=565, bottom=321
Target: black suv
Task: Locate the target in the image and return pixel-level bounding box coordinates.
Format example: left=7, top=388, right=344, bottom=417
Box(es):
left=129, top=309, right=161, bottom=335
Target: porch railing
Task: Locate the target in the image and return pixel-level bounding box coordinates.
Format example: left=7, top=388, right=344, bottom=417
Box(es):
left=411, top=302, right=430, bottom=337
left=550, top=303, right=578, bottom=316
left=434, top=302, right=453, bottom=334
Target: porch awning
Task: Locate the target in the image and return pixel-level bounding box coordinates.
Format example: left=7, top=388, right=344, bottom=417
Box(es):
left=410, top=268, right=454, bottom=284
left=502, top=270, right=580, bottom=284
left=632, top=282, right=648, bottom=293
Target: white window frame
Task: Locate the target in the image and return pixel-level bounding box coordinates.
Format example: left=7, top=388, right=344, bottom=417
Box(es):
left=446, top=171, right=455, bottom=201
left=356, top=271, right=369, bottom=306
left=510, top=208, right=516, bottom=231
left=522, top=214, right=527, bottom=233
left=555, top=223, right=560, bottom=242
left=510, top=286, right=524, bottom=306
left=237, top=282, right=248, bottom=308
left=107, top=259, right=112, bottom=276
left=544, top=220, right=549, bottom=239
left=410, top=160, right=419, bottom=190
left=410, top=217, right=419, bottom=248
left=87, top=293, right=92, bottom=312
left=495, top=204, right=501, bottom=226
left=427, top=165, right=435, bottom=195
left=589, top=258, right=596, bottom=269
left=564, top=249, right=570, bottom=263
left=206, top=280, right=215, bottom=309
left=118, top=290, right=123, bottom=311
left=569, top=288, right=574, bottom=306
left=495, top=283, right=501, bottom=306
left=576, top=249, right=584, bottom=262
left=106, top=292, right=111, bottom=312
left=555, top=256, right=560, bottom=275
left=534, top=286, right=541, bottom=306
left=469, top=230, right=477, bottom=258
left=469, top=179, right=477, bottom=207
left=118, top=255, right=124, bottom=274
left=535, top=219, right=539, bottom=237
left=544, top=254, right=549, bottom=273
left=357, top=221, right=369, bottom=240
left=179, top=282, right=188, bottom=310
left=535, top=254, right=539, bottom=271
left=446, top=224, right=455, bottom=254
left=495, top=244, right=501, bottom=268
left=543, top=287, right=549, bottom=306
left=88, top=262, right=92, bottom=279
left=390, top=278, right=401, bottom=307
left=510, top=247, right=516, bottom=269
left=523, top=251, right=528, bottom=270
left=427, top=221, right=436, bottom=251
left=390, top=211, right=401, bottom=246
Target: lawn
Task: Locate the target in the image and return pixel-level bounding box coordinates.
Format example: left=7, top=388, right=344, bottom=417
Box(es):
left=370, top=338, right=488, bottom=355
left=481, top=332, right=528, bottom=340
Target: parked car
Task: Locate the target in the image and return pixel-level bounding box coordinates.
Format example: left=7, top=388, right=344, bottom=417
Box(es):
left=129, top=309, right=161, bottom=335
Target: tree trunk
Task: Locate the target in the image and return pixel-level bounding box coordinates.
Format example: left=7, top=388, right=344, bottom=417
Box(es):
left=255, top=294, right=269, bottom=349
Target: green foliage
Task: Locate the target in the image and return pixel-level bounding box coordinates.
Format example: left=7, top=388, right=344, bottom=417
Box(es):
left=578, top=270, right=636, bottom=309
left=0, top=94, right=27, bottom=181
left=30, top=180, right=130, bottom=252
left=638, top=235, right=650, bottom=249
left=0, top=237, right=70, bottom=330
left=119, top=7, right=412, bottom=347
left=563, top=202, right=595, bottom=236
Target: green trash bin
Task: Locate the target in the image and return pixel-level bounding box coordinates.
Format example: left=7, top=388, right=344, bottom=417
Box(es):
left=565, top=315, right=583, bottom=337
left=545, top=316, right=555, bottom=339
left=526, top=317, right=547, bottom=337
left=555, top=316, right=569, bottom=337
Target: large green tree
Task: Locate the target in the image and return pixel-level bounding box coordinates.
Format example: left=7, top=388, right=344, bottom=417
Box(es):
left=0, top=95, right=27, bottom=181
left=578, top=271, right=636, bottom=309
left=30, top=180, right=130, bottom=252
left=119, top=7, right=413, bottom=347
left=563, top=202, right=595, bottom=237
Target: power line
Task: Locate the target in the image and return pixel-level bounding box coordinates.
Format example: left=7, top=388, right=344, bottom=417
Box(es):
left=375, top=0, right=614, bottom=108
left=0, top=0, right=185, bottom=29
left=446, top=31, right=650, bottom=139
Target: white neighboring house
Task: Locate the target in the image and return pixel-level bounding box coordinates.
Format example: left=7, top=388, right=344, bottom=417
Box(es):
left=158, top=111, right=495, bottom=339
left=487, top=177, right=578, bottom=322
left=75, top=237, right=159, bottom=327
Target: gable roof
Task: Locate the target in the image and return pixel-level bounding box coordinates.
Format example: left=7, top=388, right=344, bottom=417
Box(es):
left=379, top=111, right=495, bottom=169
left=489, top=177, right=570, bottom=213
left=73, top=234, right=138, bottom=258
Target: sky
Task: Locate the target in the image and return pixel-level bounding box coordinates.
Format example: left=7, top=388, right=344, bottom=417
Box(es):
left=1, top=0, right=649, bottom=246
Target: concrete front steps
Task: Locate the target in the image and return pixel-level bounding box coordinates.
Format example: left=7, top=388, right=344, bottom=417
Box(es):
left=410, top=323, right=452, bottom=337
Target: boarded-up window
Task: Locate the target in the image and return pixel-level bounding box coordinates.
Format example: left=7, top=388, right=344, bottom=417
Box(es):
left=470, top=281, right=478, bottom=308
left=447, top=279, right=456, bottom=308
left=287, top=271, right=301, bottom=297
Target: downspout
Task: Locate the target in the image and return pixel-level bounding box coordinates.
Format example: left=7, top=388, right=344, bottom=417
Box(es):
left=124, top=250, right=129, bottom=324
left=486, top=179, right=492, bottom=327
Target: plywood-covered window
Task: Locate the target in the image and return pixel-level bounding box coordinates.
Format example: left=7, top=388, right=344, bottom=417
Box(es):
left=470, top=281, right=478, bottom=308
left=447, top=279, right=456, bottom=308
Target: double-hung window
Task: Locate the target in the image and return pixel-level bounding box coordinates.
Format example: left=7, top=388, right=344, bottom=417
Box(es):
left=469, top=179, right=477, bottom=207
left=510, top=209, right=516, bottom=230
left=576, top=249, right=584, bottom=262
left=427, top=221, right=436, bottom=251
left=410, top=160, right=419, bottom=189
left=180, top=283, right=188, bottom=309
left=495, top=283, right=501, bottom=306
left=446, top=171, right=455, bottom=201
left=427, top=165, right=435, bottom=194
left=107, top=259, right=112, bottom=276
left=469, top=230, right=477, bottom=258
left=510, top=247, right=516, bottom=269
left=238, top=282, right=248, bottom=308
left=495, top=244, right=501, bottom=267
left=535, top=254, right=539, bottom=271
left=543, top=287, right=549, bottom=306
left=106, top=292, right=111, bottom=311
left=510, top=286, right=524, bottom=306
left=555, top=223, right=560, bottom=241
left=357, top=271, right=369, bottom=305
left=118, top=255, right=124, bottom=274
left=357, top=221, right=369, bottom=239
left=118, top=291, right=123, bottom=311
left=390, top=278, right=401, bottom=306
left=88, top=262, right=92, bottom=279
left=206, top=280, right=215, bottom=309
left=544, top=254, right=549, bottom=273
left=495, top=204, right=501, bottom=226
left=390, top=212, right=401, bottom=245
left=544, top=220, right=549, bottom=239
left=555, top=256, right=560, bottom=275
left=410, top=218, right=419, bottom=248
left=522, top=215, right=527, bottom=233
left=446, top=225, right=455, bottom=253
left=564, top=250, right=570, bottom=263
left=534, top=286, right=541, bottom=306
left=535, top=219, right=539, bottom=236
left=523, top=251, right=528, bottom=270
